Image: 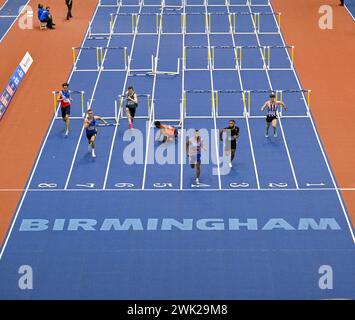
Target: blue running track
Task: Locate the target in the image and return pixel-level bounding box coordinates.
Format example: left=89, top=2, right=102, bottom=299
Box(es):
left=0, top=0, right=29, bottom=42
left=0, top=0, right=354, bottom=299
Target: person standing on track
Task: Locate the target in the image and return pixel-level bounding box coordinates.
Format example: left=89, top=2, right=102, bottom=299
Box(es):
left=186, top=130, right=205, bottom=185
left=57, top=83, right=72, bottom=137
left=125, top=86, right=138, bottom=129
left=84, top=109, right=108, bottom=158
left=65, top=0, right=73, bottom=20
left=154, top=121, right=178, bottom=143
left=220, top=120, right=239, bottom=168
left=261, top=92, right=286, bottom=138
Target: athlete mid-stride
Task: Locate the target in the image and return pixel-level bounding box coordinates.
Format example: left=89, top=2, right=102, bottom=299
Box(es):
left=57, top=82, right=72, bottom=137
left=84, top=109, right=108, bottom=158
left=186, top=130, right=206, bottom=185
left=261, top=92, right=287, bottom=138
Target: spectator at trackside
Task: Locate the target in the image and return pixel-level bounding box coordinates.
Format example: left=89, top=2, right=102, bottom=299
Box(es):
left=66, top=0, right=73, bottom=20
left=37, top=4, right=44, bottom=20
left=40, top=6, right=55, bottom=29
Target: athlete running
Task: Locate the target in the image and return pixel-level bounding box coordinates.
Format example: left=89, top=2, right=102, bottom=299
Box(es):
left=220, top=120, right=239, bottom=168
left=261, top=92, right=287, bottom=138
left=125, top=86, right=138, bottom=129
left=186, top=130, right=205, bottom=184
left=84, top=109, right=108, bottom=158
left=57, top=83, right=72, bottom=137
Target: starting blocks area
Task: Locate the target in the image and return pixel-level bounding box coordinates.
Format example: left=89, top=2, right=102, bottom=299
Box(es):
left=0, top=0, right=354, bottom=299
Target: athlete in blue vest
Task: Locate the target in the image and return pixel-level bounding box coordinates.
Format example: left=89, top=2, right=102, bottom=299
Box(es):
left=84, top=109, right=108, bottom=158
left=261, top=92, right=287, bottom=138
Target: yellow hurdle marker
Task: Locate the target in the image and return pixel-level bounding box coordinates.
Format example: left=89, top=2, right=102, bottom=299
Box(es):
left=96, top=47, right=100, bottom=69
left=253, top=13, right=260, bottom=33
left=233, top=13, right=236, bottom=33
left=291, top=46, right=295, bottom=66
left=119, top=95, right=124, bottom=114
left=267, top=46, right=271, bottom=69
left=242, top=91, right=246, bottom=116
left=234, top=46, right=238, bottom=68
left=239, top=46, right=243, bottom=68
left=131, top=14, right=138, bottom=33
left=277, top=12, right=281, bottom=30
left=52, top=91, right=57, bottom=114
left=262, top=46, right=266, bottom=67
left=147, top=95, right=151, bottom=115
left=156, top=14, right=159, bottom=33
left=81, top=92, right=85, bottom=114
left=258, top=13, right=260, bottom=33
left=52, top=91, right=85, bottom=118
left=205, top=14, right=209, bottom=33
left=72, top=47, right=76, bottom=65
left=110, top=14, right=114, bottom=33
left=228, top=13, right=232, bottom=33
left=124, top=47, right=127, bottom=70
left=211, top=91, right=215, bottom=116
left=247, top=90, right=251, bottom=115
left=181, top=13, right=186, bottom=33
left=215, top=91, right=219, bottom=112
left=100, top=47, right=104, bottom=68
left=276, top=90, right=283, bottom=116
left=307, top=90, right=311, bottom=109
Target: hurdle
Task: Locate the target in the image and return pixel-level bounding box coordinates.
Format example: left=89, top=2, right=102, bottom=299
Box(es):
left=242, top=89, right=312, bottom=116
left=183, top=45, right=212, bottom=70
left=153, top=57, right=180, bottom=76
left=72, top=46, right=128, bottom=71
left=99, top=0, right=121, bottom=5
left=82, top=98, right=120, bottom=126
left=72, top=47, right=101, bottom=71
left=183, top=90, right=217, bottom=118
left=101, top=46, right=128, bottom=70
left=110, top=12, right=163, bottom=34
left=209, top=45, right=241, bottom=69
left=252, top=12, right=282, bottom=33
left=215, top=90, right=247, bottom=117
left=117, top=93, right=152, bottom=120
left=128, top=55, right=155, bottom=76
left=261, top=45, right=295, bottom=69
left=52, top=90, right=85, bottom=119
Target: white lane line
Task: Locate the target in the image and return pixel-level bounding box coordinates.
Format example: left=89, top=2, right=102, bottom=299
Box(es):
left=0, top=2, right=102, bottom=260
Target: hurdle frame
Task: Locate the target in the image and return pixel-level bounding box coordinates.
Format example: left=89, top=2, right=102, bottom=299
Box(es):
left=72, top=46, right=128, bottom=71
left=52, top=90, right=86, bottom=119
left=118, top=93, right=152, bottom=120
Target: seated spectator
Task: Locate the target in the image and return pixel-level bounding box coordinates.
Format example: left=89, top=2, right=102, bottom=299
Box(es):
left=37, top=4, right=44, bottom=20
left=40, top=6, right=55, bottom=29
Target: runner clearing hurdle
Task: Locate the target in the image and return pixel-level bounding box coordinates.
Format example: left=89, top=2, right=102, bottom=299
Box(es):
left=261, top=92, right=287, bottom=138
left=154, top=121, right=178, bottom=143
left=84, top=109, right=108, bottom=158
